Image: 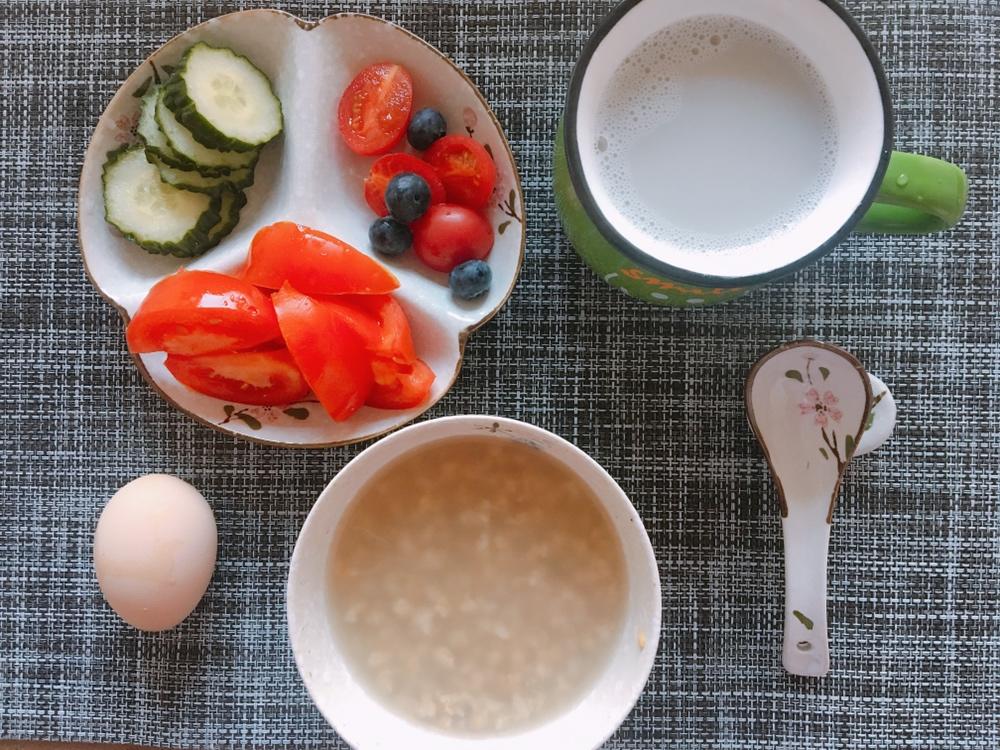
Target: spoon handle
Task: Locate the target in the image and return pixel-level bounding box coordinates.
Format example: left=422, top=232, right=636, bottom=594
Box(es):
left=780, top=510, right=831, bottom=677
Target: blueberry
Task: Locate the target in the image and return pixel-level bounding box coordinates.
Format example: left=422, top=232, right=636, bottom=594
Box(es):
left=449, top=260, right=492, bottom=300
left=407, top=108, right=448, bottom=150
left=369, top=217, right=412, bottom=257
left=385, top=172, right=431, bottom=223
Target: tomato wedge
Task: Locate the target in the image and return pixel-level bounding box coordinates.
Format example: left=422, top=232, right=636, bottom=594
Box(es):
left=338, top=63, right=413, bottom=156
left=367, top=358, right=435, bottom=410
left=164, top=348, right=310, bottom=406
left=244, top=222, right=399, bottom=296
left=424, top=135, right=497, bottom=209
left=320, top=299, right=383, bottom=353
left=126, top=270, right=281, bottom=356
left=364, top=153, right=446, bottom=216
left=334, top=295, right=416, bottom=364
left=272, top=284, right=373, bottom=422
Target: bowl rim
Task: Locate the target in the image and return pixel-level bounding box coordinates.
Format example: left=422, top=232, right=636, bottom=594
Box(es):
left=77, top=9, right=527, bottom=449
left=286, top=415, right=662, bottom=749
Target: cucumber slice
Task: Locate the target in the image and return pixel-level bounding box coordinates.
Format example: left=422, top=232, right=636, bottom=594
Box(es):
left=156, top=87, right=259, bottom=175
left=103, top=145, right=221, bottom=258
left=203, top=187, right=248, bottom=249
left=162, top=43, right=283, bottom=152
left=137, top=85, right=197, bottom=171
left=147, top=152, right=255, bottom=194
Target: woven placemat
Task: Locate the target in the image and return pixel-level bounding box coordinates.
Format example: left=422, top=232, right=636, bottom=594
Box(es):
left=1, top=0, right=997, bottom=747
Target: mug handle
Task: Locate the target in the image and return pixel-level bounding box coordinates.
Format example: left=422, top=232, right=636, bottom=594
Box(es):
left=856, top=151, right=968, bottom=234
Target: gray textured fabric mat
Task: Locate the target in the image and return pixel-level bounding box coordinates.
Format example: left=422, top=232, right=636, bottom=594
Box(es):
left=2, top=0, right=998, bottom=747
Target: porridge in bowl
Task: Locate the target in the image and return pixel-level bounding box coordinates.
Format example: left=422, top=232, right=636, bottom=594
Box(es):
left=326, top=435, right=628, bottom=736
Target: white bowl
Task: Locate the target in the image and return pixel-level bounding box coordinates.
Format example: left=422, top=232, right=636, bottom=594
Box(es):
left=78, top=10, right=525, bottom=447
left=287, top=416, right=661, bottom=749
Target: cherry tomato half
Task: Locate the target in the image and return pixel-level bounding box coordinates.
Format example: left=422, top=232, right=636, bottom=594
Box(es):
left=367, top=358, right=435, bottom=410
left=272, top=284, right=373, bottom=422
left=165, top=348, right=310, bottom=406
left=411, top=204, right=495, bottom=273
left=424, top=135, right=497, bottom=209
left=244, top=222, right=399, bottom=296
left=337, top=63, right=413, bottom=156
left=364, top=153, right=446, bottom=217
left=126, top=270, right=281, bottom=356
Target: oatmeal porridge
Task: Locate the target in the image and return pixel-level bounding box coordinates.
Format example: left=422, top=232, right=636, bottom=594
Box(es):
left=326, top=436, right=628, bottom=736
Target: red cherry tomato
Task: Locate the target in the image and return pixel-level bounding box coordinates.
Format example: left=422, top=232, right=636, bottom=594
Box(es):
left=126, top=270, right=280, bottom=356
left=411, top=204, right=495, bottom=272
left=368, top=358, right=435, bottom=410
left=244, top=222, right=399, bottom=296
left=164, top=348, right=310, bottom=406
left=424, top=135, right=497, bottom=209
left=337, top=63, right=413, bottom=156
left=272, top=284, right=373, bottom=422
left=364, top=154, right=446, bottom=216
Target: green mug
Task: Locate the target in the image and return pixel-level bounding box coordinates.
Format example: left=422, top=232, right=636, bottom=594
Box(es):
left=554, top=0, right=969, bottom=307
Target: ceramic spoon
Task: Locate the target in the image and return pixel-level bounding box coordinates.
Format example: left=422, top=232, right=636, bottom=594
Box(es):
left=745, top=341, right=873, bottom=677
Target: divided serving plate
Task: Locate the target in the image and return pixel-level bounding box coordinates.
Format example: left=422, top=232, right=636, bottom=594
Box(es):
left=78, top=9, right=525, bottom=448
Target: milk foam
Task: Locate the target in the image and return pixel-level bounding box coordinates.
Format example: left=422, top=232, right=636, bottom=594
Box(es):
left=593, top=16, right=838, bottom=254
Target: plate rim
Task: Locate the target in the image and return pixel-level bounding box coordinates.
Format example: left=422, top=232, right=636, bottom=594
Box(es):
left=77, top=8, right=527, bottom=449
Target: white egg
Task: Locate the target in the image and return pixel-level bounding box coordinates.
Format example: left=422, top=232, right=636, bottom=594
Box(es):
left=94, top=474, right=217, bottom=632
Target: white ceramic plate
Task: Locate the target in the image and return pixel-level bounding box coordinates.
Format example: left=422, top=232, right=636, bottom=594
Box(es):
left=78, top=10, right=525, bottom=447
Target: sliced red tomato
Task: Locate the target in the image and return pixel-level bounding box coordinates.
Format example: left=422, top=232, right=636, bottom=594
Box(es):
left=164, top=348, right=310, bottom=406
left=272, top=284, right=373, bottom=422
left=320, top=299, right=383, bottom=351
left=244, top=222, right=399, bottom=296
left=411, top=204, right=495, bottom=272
left=339, top=294, right=416, bottom=364
left=424, top=135, right=497, bottom=209
left=364, top=153, right=446, bottom=216
left=371, top=357, right=406, bottom=387
left=338, top=63, right=413, bottom=156
left=367, top=358, right=435, bottom=410
left=126, top=270, right=281, bottom=356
